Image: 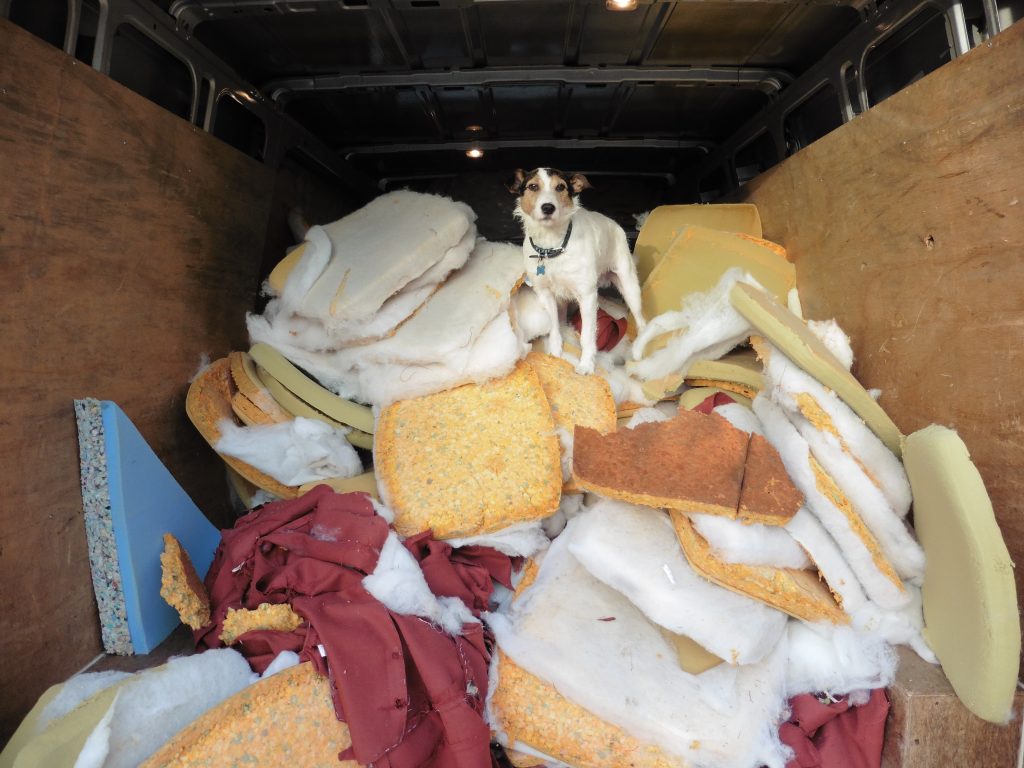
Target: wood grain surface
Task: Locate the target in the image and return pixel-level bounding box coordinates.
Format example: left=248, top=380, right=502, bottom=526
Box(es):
left=0, top=18, right=274, bottom=746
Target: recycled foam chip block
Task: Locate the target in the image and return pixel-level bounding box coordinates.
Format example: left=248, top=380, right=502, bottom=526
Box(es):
left=141, top=663, right=355, bottom=768
left=249, top=343, right=374, bottom=433
left=567, top=500, right=787, bottom=665
left=671, top=510, right=847, bottom=625
left=633, top=204, right=763, bottom=285
left=487, top=521, right=793, bottom=768
left=74, top=399, right=222, bottom=655
left=186, top=358, right=298, bottom=499
left=219, top=603, right=304, bottom=646
left=902, top=426, right=1020, bottom=724
left=375, top=361, right=562, bottom=538
left=490, top=652, right=685, bottom=768
left=159, top=534, right=210, bottom=631
left=637, top=225, right=794, bottom=342
left=288, top=191, right=476, bottom=324
left=731, top=282, right=902, bottom=456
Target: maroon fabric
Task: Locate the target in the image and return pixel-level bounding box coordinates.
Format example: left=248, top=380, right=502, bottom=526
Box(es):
left=196, top=486, right=507, bottom=768
left=570, top=306, right=628, bottom=351
left=693, top=391, right=740, bottom=414
left=780, top=690, right=889, bottom=768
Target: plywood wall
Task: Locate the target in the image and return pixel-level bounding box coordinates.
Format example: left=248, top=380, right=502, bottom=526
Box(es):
left=739, top=22, right=1024, bottom=638
left=0, top=19, right=276, bottom=744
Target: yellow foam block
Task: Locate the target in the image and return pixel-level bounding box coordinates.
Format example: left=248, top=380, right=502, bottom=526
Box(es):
left=299, top=471, right=380, bottom=499
left=186, top=359, right=298, bottom=499
left=637, top=226, right=795, bottom=347
left=671, top=510, right=847, bottom=625
left=220, top=603, right=304, bottom=646
left=160, top=534, right=211, bottom=631
left=141, top=663, right=357, bottom=768
left=249, top=343, right=374, bottom=434
left=266, top=242, right=307, bottom=296
left=492, top=652, right=684, bottom=768
left=376, top=362, right=562, bottom=538
left=734, top=284, right=903, bottom=456
left=635, top=205, right=763, bottom=285
left=903, top=426, right=1020, bottom=723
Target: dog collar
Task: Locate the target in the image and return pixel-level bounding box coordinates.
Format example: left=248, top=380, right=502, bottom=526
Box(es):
left=529, top=220, right=573, bottom=260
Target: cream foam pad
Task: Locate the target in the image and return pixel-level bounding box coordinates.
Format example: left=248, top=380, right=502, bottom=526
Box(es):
left=141, top=663, right=356, bottom=768
left=637, top=225, right=794, bottom=343
left=678, top=387, right=751, bottom=411
left=634, top=204, right=763, bottom=285
left=229, top=351, right=292, bottom=423
left=185, top=358, right=298, bottom=500
left=249, top=343, right=374, bottom=434
left=902, top=425, right=1020, bottom=723
left=643, top=348, right=765, bottom=403
left=252, top=362, right=373, bottom=451
left=731, top=282, right=903, bottom=457
left=266, top=242, right=306, bottom=296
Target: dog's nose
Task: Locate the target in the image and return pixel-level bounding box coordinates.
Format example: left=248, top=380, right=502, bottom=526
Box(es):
left=540, top=203, right=556, bottom=216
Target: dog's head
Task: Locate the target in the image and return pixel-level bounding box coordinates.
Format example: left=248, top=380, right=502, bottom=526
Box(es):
left=508, top=168, right=591, bottom=229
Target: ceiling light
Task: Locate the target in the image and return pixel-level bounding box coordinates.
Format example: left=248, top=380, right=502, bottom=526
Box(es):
left=466, top=124, right=484, bottom=132
left=606, top=0, right=637, bottom=10
left=466, top=148, right=484, bottom=159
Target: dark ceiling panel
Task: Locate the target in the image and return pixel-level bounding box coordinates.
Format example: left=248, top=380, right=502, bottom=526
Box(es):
left=434, top=87, right=491, bottom=137
left=742, top=5, right=861, bottom=69
left=195, top=11, right=407, bottom=83
left=611, top=84, right=769, bottom=140
left=286, top=89, right=439, bottom=147
left=576, top=3, right=653, bottom=65
left=393, top=8, right=472, bottom=69
left=490, top=83, right=562, bottom=135
left=646, top=3, right=793, bottom=65
left=477, top=1, right=573, bottom=65
left=563, top=83, right=618, bottom=136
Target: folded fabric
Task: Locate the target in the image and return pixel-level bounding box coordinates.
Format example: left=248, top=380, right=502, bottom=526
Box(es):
left=197, top=486, right=511, bottom=768
left=780, top=690, right=889, bottom=768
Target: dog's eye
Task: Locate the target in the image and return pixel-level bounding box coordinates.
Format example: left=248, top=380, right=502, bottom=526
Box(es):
left=556, top=183, right=567, bottom=192
left=527, top=183, right=539, bottom=191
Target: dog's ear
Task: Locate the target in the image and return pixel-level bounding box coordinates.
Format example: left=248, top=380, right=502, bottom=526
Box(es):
left=568, top=173, right=591, bottom=195
left=507, top=169, right=526, bottom=195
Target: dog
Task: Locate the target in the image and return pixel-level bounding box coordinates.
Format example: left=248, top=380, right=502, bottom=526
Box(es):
left=509, top=167, right=646, bottom=375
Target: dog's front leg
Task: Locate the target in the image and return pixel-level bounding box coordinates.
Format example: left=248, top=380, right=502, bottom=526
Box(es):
left=577, top=292, right=598, bottom=375
left=538, top=289, right=564, bottom=358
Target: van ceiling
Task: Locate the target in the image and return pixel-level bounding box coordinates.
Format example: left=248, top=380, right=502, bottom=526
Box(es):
left=171, top=0, right=863, bottom=182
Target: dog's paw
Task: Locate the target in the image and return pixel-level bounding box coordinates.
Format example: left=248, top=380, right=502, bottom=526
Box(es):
left=575, top=360, right=596, bottom=376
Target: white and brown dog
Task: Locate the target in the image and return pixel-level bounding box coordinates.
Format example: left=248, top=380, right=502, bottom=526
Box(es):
left=509, top=167, right=645, bottom=374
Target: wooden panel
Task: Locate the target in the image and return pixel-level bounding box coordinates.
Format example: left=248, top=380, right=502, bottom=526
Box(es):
left=0, top=19, right=276, bottom=745
left=883, top=648, right=1023, bottom=767
left=738, top=22, right=1024, bottom=660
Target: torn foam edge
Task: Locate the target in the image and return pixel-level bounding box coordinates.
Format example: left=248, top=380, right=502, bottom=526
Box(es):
left=752, top=395, right=909, bottom=611
left=759, top=340, right=911, bottom=516
left=627, top=268, right=763, bottom=381
left=785, top=620, right=898, bottom=699
left=806, top=319, right=853, bottom=371
left=74, top=398, right=133, bottom=656
left=487, top=518, right=793, bottom=768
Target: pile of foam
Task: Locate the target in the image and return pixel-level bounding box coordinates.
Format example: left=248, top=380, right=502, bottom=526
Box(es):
left=248, top=194, right=528, bottom=406
left=488, top=515, right=793, bottom=768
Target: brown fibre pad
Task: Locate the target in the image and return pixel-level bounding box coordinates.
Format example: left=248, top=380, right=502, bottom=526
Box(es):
left=376, top=361, right=562, bottom=538
left=731, top=282, right=902, bottom=456
left=636, top=225, right=795, bottom=344
left=140, top=662, right=358, bottom=768
left=492, top=652, right=685, bottom=768
left=229, top=351, right=292, bottom=423
left=249, top=343, right=374, bottom=434
left=253, top=361, right=374, bottom=450
left=159, top=534, right=210, bottom=631
left=641, top=346, right=764, bottom=403
left=525, top=351, right=616, bottom=494
left=634, top=204, right=763, bottom=285
left=903, top=425, right=1020, bottom=723
left=186, top=358, right=298, bottom=499
left=299, top=471, right=380, bottom=499
left=670, top=510, right=847, bottom=624
left=219, top=603, right=304, bottom=646
left=573, top=409, right=802, bottom=523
